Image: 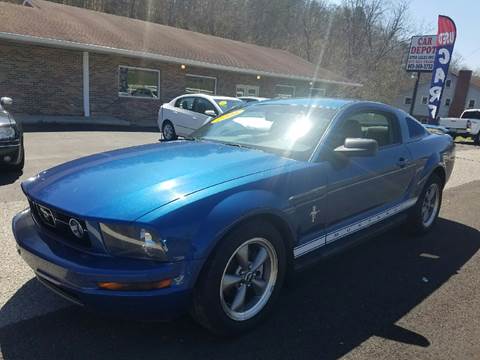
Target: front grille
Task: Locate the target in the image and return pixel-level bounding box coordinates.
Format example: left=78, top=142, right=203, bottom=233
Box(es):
left=29, top=200, right=92, bottom=249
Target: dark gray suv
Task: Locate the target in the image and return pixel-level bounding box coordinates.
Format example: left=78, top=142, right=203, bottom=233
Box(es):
left=0, top=97, right=24, bottom=171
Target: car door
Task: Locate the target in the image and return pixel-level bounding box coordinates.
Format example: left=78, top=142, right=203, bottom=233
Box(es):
left=322, top=107, right=415, bottom=231
left=171, top=96, right=197, bottom=136
left=192, top=97, right=218, bottom=128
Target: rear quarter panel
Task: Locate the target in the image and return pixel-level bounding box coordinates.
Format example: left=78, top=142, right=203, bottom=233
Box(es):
left=405, top=133, right=455, bottom=198
left=471, top=120, right=480, bottom=135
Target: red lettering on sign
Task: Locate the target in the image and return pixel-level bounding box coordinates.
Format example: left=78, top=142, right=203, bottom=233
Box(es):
left=418, top=37, right=432, bottom=46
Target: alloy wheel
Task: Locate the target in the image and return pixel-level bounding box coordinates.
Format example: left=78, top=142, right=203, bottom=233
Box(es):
left=421, top=183, right=439, bottom=228
left=220, top=238, right=278, bottom=321
left=163, top=123, right=174, bottom=140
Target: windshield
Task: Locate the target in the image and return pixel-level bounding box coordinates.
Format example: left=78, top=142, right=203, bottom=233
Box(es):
left=192, top=104, right=337, bottom=160
left=214, top=99, right=244, bottom=112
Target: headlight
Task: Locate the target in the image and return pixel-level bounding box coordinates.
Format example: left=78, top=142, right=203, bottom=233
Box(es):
left=0, top=126, right=15, bottom=140
left=100, top=223, right=168, bottom=260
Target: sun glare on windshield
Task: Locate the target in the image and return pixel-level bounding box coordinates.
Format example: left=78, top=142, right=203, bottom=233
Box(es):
left=285, top=115, right=313, bottom=143
left=192, top=104, right=336, bottom=160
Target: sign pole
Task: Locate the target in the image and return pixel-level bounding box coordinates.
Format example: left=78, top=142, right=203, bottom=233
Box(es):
left=410, top=71, right=421, bottom=115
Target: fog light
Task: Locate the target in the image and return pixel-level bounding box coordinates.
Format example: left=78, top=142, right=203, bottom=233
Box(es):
left=98, top=278, right=172, bottom=291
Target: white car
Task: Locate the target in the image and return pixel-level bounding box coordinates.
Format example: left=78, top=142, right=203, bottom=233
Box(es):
left=158, top=94, right=244, bottom=140
left=439, top=109, right=480, bottom=145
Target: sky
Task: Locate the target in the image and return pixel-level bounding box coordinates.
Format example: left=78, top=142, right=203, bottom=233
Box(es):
left=408, top=0, right=480, bottom=70
left=328, top=0, right=480, bottom=71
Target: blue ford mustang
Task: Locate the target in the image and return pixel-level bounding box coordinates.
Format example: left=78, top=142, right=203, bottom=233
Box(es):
left=13, top=98, right=455, bottom=335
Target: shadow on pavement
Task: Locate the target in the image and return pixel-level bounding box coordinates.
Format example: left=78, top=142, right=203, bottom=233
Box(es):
left=0, top=169, right=22, bottom=186
left=1, top=217, right=478, bottom=360
left=0, top=278, right=70, bottom=329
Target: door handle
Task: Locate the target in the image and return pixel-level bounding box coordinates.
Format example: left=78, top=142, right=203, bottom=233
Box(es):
left=397, top=157, right=409, bottom=167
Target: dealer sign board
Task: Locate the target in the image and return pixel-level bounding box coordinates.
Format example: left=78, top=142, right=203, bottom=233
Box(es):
left=406, top=35, right=437, bottom=72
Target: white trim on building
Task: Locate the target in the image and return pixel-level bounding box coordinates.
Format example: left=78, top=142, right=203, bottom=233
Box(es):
left=82, top=51, right=90, bottom=117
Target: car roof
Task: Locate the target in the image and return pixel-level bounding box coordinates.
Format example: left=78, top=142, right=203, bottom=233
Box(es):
left=259, top=97, right=356, bottom=110
left=239, top=96, right=269, bottom=100
left=175, top=93, right=241, bottom=101
left=210, top=95, right=242, bottom=101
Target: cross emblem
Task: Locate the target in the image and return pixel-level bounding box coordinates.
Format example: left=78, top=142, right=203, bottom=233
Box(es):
left=310, top=205, right=320, bottom=224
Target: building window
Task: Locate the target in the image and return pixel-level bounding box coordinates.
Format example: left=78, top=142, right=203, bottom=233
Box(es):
left=445, top=98, right=451, bottom=106
left=275, top=85, right=296, bottom=98
left=404, top=97, right=412, bottom=105
left=310, top=88, right=326, bottom=97
left=446, top=79, right=451, bottom=88
left=236, top=85, right=259, bottom=97
left=421, top=96, right=428, bottom=105
left=185, top=74, right=216, bottom=95
left=468, top=99, right=476, bottom=108
left=118, top=66, right=159, bottom=99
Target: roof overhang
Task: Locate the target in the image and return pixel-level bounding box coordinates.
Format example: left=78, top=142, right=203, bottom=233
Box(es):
left=0, top=31, right=362, bottom=87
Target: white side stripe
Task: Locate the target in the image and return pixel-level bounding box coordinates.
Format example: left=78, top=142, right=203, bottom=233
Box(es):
left=293, top=236, right=326, bottom=258
left=293, top=198, right=418, bottom=258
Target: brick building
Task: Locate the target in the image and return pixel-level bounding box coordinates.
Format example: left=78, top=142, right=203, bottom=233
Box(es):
left=0, top=0, right=360, bottom=126
left=394, top=70, right=480, bottom=122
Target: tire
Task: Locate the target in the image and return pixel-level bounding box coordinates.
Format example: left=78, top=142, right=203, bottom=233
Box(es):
left=162, top=121, right=177, bottom=141
left=474, top=133, right=480, bottom=146
left=191, top=220, right=287, bottom=336
left=407, top=173, right=443, bottom=235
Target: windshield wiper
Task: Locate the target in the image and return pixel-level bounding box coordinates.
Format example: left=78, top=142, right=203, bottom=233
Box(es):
left=218, top=141, right=255, bottom=150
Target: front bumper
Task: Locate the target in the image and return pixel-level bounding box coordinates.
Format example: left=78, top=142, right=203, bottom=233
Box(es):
left=12, top=209, right=203, bottom=320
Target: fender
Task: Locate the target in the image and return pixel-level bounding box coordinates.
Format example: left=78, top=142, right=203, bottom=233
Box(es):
left=191, top=189, right=295, bottom=261
left=471, top=120, right=480, bottom=136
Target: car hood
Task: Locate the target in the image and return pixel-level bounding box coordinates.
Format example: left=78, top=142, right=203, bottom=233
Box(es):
left=23, top=140, right=295, bottom=221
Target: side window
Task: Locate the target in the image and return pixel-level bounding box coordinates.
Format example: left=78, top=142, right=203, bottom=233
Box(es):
left=406, top=117, right=427, bottom=139
left=333, top=111, right=400, bottom=148
left=175, top=97, right=194, bottom=111
left=193, top=98, right=218, bottom=115
left=461, top=110, right=480, bottom=120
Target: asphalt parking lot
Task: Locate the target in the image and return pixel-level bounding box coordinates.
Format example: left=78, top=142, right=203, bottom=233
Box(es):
left=1, top=132, right=480, bottom=359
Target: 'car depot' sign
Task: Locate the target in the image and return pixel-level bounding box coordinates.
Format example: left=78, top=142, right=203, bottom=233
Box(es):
left=406, top=35, right=437, bottom=72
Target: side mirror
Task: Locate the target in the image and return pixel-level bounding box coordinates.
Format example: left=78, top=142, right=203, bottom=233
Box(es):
left=334, top=138, right=378, bottom=157
left=0, top=97, right=13, bottom=107
left=204, top=109, right=217, bottom=117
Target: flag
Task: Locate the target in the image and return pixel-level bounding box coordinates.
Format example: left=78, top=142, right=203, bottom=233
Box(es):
left=428, top=16, right=457, bottom=124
